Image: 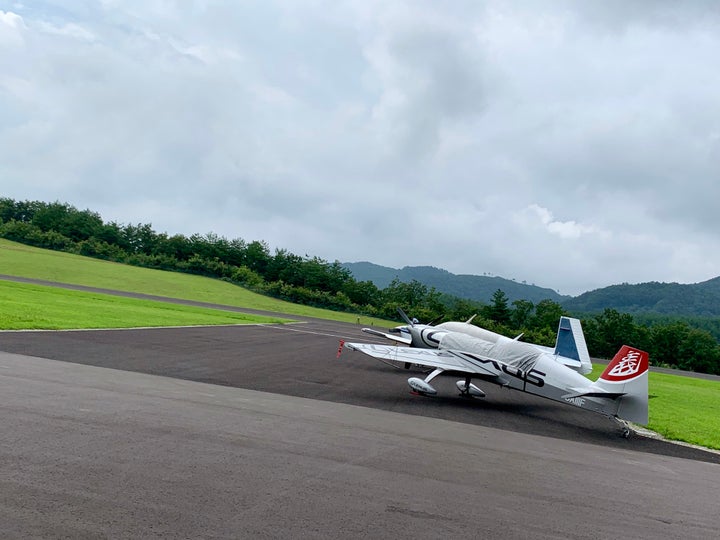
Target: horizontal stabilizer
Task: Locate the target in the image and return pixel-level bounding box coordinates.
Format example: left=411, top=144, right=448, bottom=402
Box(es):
left=562, top=390, right=626, bottom=400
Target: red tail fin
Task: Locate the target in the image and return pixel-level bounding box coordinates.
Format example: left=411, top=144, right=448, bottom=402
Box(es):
left=599, top=345, right=649, bottom=383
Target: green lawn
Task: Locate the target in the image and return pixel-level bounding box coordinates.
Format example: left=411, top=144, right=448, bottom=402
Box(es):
left=0, top=239, right=392, bottom=326
left=645, top=373, right=720, bottom=449
left=0, top=280, right=292, bottom=329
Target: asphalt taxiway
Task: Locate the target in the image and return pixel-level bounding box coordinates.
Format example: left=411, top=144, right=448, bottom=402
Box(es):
left=1, top=305, right=720, bottom=537
left=2, top=350, right=719, bottom=539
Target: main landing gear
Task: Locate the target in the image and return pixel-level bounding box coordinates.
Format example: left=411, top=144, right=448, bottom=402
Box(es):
left=456, top=377, right=486, bottom=398
left=408, top=371, right=486, bottom=399
left=407, top=368, right=442, bottom=395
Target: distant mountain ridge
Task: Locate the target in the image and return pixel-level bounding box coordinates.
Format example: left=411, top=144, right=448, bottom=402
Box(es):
left=341, top=262, right=568, bottom=304
left=563, top=277, right=720, bottom=316
left=342, top=261, right=720, bottom=316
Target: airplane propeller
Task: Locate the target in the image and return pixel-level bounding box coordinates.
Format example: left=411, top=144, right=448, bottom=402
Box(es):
left=395, top=307, right=444, bottom=328
left=362, top=308, right=445, bottom=347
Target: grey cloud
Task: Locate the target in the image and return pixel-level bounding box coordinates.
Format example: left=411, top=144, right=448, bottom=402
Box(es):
left=566, top=0, right=720, bottom=32
left=2, top=1, right=720, bottom=295
left=362, top=7, right=490, bottom=162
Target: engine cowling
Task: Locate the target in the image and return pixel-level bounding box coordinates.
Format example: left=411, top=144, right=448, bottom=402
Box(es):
left=408, top=377, right=437, bottom=395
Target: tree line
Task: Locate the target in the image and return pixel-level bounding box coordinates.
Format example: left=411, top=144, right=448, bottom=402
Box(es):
left=1, top=197, right=718, bottom=374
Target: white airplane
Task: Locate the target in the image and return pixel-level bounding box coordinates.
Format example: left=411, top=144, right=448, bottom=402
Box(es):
left=340, top=315, right=648, bottom=437
left=362, top=309, right=594, bottom=375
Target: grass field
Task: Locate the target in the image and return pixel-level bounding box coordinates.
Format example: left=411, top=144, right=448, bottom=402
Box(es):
left=0, top=239, right=393, bottom=326
left=2, top=239, right=719, bottom=450
left=645, top=372, right=720, bottom=449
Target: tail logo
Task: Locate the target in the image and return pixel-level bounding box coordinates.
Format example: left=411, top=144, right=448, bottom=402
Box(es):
left=607, top=349, right=642, bottom=378
left=600, top=345, right=649, bottom=383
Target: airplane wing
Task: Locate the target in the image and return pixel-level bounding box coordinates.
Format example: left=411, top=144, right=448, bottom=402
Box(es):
left=343, top=342, right=502, bottom=380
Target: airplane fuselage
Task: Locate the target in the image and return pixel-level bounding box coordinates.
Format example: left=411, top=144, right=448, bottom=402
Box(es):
left=403, top=322, right=509, bottom=349
left=438, top=345, right=615, bottom=417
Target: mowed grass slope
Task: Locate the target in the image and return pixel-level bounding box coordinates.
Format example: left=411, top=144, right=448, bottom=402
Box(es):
left=0, top=280, right=291, bottom=329
left=0, top=239, right=392, bottom=325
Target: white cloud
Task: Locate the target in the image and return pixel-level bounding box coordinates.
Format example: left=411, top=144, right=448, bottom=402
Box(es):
left=38, top=20, right=95, bottom=41
left=0, top=9, right=23, bottom=28
left=521, top=204, right=603, bottom=240
left=0, top=9, right=25, bottom=47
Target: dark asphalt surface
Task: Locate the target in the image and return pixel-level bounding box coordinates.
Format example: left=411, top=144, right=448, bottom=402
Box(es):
left=2, top=317, right=718, bottom=464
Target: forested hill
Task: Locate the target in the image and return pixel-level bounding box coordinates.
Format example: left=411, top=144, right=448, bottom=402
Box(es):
left=344, top=261, right=720, bottom=317
left=562, top=278, right=720, bottom=316
left=341, top=262, right=568, bottom=304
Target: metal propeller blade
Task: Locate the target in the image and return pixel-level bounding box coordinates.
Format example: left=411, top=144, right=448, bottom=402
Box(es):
left=397, top=307, right=415, bottom=326
left=397, top=307, right=444, bottom=327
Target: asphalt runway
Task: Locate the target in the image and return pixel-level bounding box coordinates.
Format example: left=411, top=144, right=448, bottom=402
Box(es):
left=2, top=351, right=720, bottom=539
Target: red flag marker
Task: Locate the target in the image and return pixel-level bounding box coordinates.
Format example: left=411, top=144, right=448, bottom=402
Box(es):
left=336, top=340, right=345, bottom=358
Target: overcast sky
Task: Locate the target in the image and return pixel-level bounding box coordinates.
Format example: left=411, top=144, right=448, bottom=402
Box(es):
left=2, top=1, right=719, bottom=295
